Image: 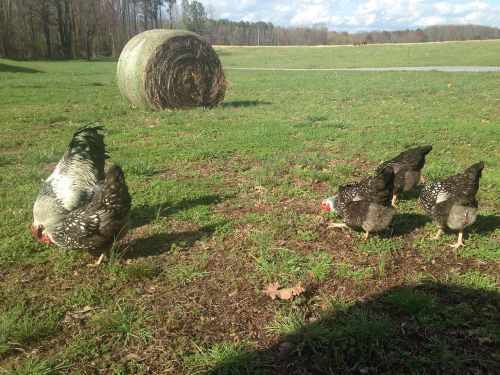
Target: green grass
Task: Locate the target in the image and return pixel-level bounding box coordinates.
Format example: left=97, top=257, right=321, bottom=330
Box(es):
left=252, top=248, right=303, bottom=283
left=265, top=308, right=398, bottom=371
left=167, top=263, right=210, bottom=285
left=2, top=358, right=68, bottom=375
left=0, top=40, right=498, bottom=373
left=185, top=341, right=261, bottom=375
left=91, top=304, right=153, bottom=345
left=252, top=248, right=333, bottom=284
left=120, top=260, right=160, bottom=281
left=64, top=285, right=108, bottom=309
left=446, top=270, right=499, bottom=292
left=307, top=252, right=333, bottom=280
left=458, top=233, right=500, bottom=262
left=266, top=309, right=307, bottom=335
left=0, top=304, right=63, bottom=356
left=359, top=238, right=402, bottom=253
left=327, top=295, right=355, bottom=311
left=335, top=263, right=374, bottom=281
left=386, top=287, right=436, bottom=316
left=216, top=40, right=500, bottom=68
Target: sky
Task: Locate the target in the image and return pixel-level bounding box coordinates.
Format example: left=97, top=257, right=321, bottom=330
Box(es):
left=201, top=0, right=500, bottom=31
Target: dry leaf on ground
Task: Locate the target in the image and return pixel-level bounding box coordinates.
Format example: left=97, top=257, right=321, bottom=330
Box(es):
left=263, top=281, right=305, bottom=300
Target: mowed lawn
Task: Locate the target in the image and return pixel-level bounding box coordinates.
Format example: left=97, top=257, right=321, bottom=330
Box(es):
left=0, top=40, right=499, bottom=373
left=216, top=39, right=500, bottom=68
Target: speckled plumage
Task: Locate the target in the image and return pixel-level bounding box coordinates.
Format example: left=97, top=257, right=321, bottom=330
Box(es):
left=376, top=145, right=432, bottom=195
left=330, top=166, right=395, bottom=233
left=420, top=161, right=483, bottom=232
left=50, top=165, right=131, bottom=255
left=33, top=126, right=131, bottom=254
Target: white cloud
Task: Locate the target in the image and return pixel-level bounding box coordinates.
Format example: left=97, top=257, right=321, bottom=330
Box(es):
left=418, top=15, right=447, bottom=26
left=290, top=4, right=331, bottom=25
left=241, top=12, right=258, bottom=22
left=435, top=1, right=489, bottom=14
left=201, top=0, right=500, bottom=31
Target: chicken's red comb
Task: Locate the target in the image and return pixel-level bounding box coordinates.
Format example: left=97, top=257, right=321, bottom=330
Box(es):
left=321, top=200, right=331, bottom=212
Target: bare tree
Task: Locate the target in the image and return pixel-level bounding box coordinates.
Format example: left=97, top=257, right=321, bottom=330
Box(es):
left=166, top=0, right=176, bottom=29
left=40, top=0, right=52, bottom=57
left=1, top=1, right=499, bottom=60
left=54, top=0, right=72, bottom=58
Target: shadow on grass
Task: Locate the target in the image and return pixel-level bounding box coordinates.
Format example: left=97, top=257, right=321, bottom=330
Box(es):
left=399, top=189, right=422, bottom=201
left=86, top=57, right=118, bottom=62
left=472, top=214, right=500, bottom=235
left=223, top=100, right=272, bottom=108
left=390, top=212, right=431, bottom=236
left=206, top=282, right=499, bottom=374
left=130, top=194, right=226, bottom=228
left=0, top=62, right=43, bottom=73
left=389, top=212, right=498, bottom=237
left=342, top=212, right=430, bottom=239
left=124, top=222, right=224, bottom=259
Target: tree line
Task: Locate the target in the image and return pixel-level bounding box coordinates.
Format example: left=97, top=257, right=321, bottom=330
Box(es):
left=1, top=0, right=499, bottom=60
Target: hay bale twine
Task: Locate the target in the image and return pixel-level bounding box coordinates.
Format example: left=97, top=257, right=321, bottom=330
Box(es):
left=117, top=29, right=226, bottom=110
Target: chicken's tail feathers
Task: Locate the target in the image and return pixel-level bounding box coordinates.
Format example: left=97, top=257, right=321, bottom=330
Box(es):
left=417, top=144, right=433, bottom=156
left=370, top=166, right=395, bottom=205
left=464, top=161, right=484, bottom=179
left=100, top=164, right=132, bottom=214
left=451, top=161, right=484, bottom=200
left=68, top=124, right=109, bottom=173
left=377, top=165, right=396, bottom=187
left=400, top=144, right=433, bottom=170
left=376, top=145, right=432, bottom=172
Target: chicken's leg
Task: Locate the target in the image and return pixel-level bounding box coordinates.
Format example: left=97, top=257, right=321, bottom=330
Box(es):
left=391, top=195, right=398, bottom=208
left=449, top=231, right=464, bottom=249
left=94, top=253, right=107, bottom=266
left=432, top=228, right=443, bottom=240
left=364, top=231, right=370, bottom=239
left=328, top=223, right=348, bottom=229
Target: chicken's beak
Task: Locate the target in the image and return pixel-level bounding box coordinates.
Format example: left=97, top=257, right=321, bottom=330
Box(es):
left=30, top=224, right=52, bottom=244
left=40, top=232, right=53, bottom=244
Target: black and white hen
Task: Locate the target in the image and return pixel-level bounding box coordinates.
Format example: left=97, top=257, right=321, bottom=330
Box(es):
left=322, top=166, right=395, bottom=238
left=420, top=161, right=484, bottom=248
left=31, top=125, right=131, bottom=263
left=376, top=145, right=432, bottom=207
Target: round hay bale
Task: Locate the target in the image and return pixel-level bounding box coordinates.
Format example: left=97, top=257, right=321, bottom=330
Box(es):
left=117, top=29, right=226, bottom=110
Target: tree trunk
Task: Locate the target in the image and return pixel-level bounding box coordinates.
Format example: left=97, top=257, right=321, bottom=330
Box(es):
left=41, top=0, right=51, bottom=57
left=1, top=0, right=14, bottom=57
left=55, top=0, right=72, bottom=59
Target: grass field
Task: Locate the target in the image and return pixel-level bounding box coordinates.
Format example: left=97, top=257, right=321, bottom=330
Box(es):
left=0, top=39, right=499, bottom=374
left=217, top=39, right=500, bottom=68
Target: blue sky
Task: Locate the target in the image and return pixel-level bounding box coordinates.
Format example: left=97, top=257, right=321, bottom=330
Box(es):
left=201, top=1, right=500, bottom=31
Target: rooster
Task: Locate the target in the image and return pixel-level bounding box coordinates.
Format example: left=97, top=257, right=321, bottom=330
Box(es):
left=420, top=161, right=483, bottom=248
left=31, top=125, right=131, bottom=264
left=322, top=166, right=395, bottom=238
left=376, top=145, right=433, bottom=207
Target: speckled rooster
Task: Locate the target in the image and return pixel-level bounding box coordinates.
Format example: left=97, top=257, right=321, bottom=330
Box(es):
left=376, top=145, right=433, bottom=207
left=322, top=166, right=395, bottom=238
left=420, top=161, right=483, bottom=248
left=31, top=125, right=131, bottom=264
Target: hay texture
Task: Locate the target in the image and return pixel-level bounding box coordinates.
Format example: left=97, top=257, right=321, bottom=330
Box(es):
left=117, top=29, right=226, bottom=110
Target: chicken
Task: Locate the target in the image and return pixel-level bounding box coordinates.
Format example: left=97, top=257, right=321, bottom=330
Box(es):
left=419, top=161, right=484, bottom=248
left=31, top=125, right=131, bottom=264
left=376, top=145, right=433, bottom=207
left=322, top=166, right=395, bottom=238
